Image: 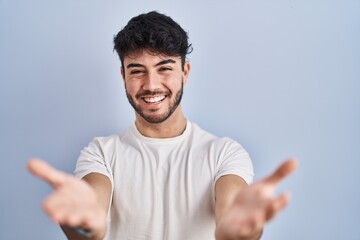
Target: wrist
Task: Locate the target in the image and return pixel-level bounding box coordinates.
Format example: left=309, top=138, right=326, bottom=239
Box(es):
left=73, top=227, right=94, bottom=238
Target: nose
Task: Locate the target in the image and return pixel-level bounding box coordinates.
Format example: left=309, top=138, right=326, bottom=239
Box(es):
left=142, top=70, right=162, bottom=92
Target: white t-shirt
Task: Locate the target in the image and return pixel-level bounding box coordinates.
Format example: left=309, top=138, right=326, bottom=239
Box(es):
left=75, top=121, right=254, bottom=240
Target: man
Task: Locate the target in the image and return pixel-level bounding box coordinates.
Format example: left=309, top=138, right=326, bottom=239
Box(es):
left=28, top=11, right=297, bottom=240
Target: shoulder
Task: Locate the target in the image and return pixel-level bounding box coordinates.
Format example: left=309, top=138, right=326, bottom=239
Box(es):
left=86, top=134, right=120, bottom=149
left=190, top=122, right=246, bottom=151
left=83, top=127, right=133, bottom=152
left=188, top=122, right=217, bottom=141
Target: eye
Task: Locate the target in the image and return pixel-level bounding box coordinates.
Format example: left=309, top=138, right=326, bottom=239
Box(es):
left=159, top=67, right=172, bottom=72
left=130, top=69, right=143, bottom=75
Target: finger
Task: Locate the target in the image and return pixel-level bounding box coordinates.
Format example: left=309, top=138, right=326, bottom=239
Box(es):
left=28, top=158, right=67, bottom=188
left=43, top=195, right=64, bottom=224
left=265, top=192, right=291, bottom=221
left=43, top=193, right=73, bottom=224
left=263, top=159, right=298, bottom=186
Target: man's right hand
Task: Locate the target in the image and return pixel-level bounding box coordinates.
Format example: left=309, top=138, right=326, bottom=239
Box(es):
left=28, top=158, right=107, bottom=239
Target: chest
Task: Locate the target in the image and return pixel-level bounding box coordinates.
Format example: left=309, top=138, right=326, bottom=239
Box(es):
left=108, top=142, right=216, bottom=219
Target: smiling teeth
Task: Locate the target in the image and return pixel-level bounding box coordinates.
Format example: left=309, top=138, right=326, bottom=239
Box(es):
left=144, top=96, right=165, bottom=103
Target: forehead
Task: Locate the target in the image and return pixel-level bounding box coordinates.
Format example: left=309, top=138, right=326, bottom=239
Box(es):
left=123, top=50, right=181, bottom=65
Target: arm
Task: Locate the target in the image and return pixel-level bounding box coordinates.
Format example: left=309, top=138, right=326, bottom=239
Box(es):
left=215, top=175, right=263, bottom=240
left=215, top=159, right=297, bottom=240
left=28, top=159, right=112, bottom=240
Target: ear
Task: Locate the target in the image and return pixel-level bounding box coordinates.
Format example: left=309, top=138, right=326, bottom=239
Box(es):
left=182, top=61, right=191, bottom=86
left=120, top=66, right=125, bottom=81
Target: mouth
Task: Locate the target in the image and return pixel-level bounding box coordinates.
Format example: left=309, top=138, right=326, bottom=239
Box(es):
left=142, top=95, right=166, bottom=104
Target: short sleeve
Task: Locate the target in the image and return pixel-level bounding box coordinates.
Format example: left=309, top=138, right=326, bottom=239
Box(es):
left=214, top=138, right=254, bottom=185
left=74, top=137, right=113, bottom=186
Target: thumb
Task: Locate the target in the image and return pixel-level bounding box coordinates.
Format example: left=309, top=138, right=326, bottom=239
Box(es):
left=263, top=159, right=298, bottom=186
left=28, top=158, right=67, bottom=188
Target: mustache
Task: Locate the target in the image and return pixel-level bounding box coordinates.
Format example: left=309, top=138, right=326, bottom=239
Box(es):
left=136, top=90, right=170, bottom=99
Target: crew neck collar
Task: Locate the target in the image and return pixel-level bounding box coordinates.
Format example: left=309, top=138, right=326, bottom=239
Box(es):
left=131, top=120, right=192, bottom=144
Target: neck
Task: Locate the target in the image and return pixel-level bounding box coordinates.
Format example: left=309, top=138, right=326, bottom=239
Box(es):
left=135, top=106, right=187, bottom=138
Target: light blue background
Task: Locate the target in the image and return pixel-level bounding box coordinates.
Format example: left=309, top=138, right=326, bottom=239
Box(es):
left=1, top=1, right=359, bottom=239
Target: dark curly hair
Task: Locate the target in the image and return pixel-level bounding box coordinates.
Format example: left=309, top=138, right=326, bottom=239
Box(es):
left=113, top=11, right=192, bottom=70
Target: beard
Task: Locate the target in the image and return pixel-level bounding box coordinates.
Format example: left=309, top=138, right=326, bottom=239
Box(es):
left=126, top=81, right=183, bottom=124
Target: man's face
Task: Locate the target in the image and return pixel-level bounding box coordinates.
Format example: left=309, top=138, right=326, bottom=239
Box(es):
left=121, top=51, right=190, bottom=124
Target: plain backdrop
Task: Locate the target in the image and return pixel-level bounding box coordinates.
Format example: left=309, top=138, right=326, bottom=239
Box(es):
left=0, top=0, right=359, bottom=239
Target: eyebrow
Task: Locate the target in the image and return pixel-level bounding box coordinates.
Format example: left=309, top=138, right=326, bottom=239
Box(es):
left=126, top=63, right=144, bottom=69
left=155, top=59, right=176, bottom=67
left=126, top=59, right=176, bottom=69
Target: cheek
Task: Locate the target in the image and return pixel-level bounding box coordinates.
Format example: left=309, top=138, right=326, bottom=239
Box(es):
left=165, top=74, right=183, bottom=88
left=172, top=81, right=183, bottom=90
left=125, top=80, right=140, bottom=93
